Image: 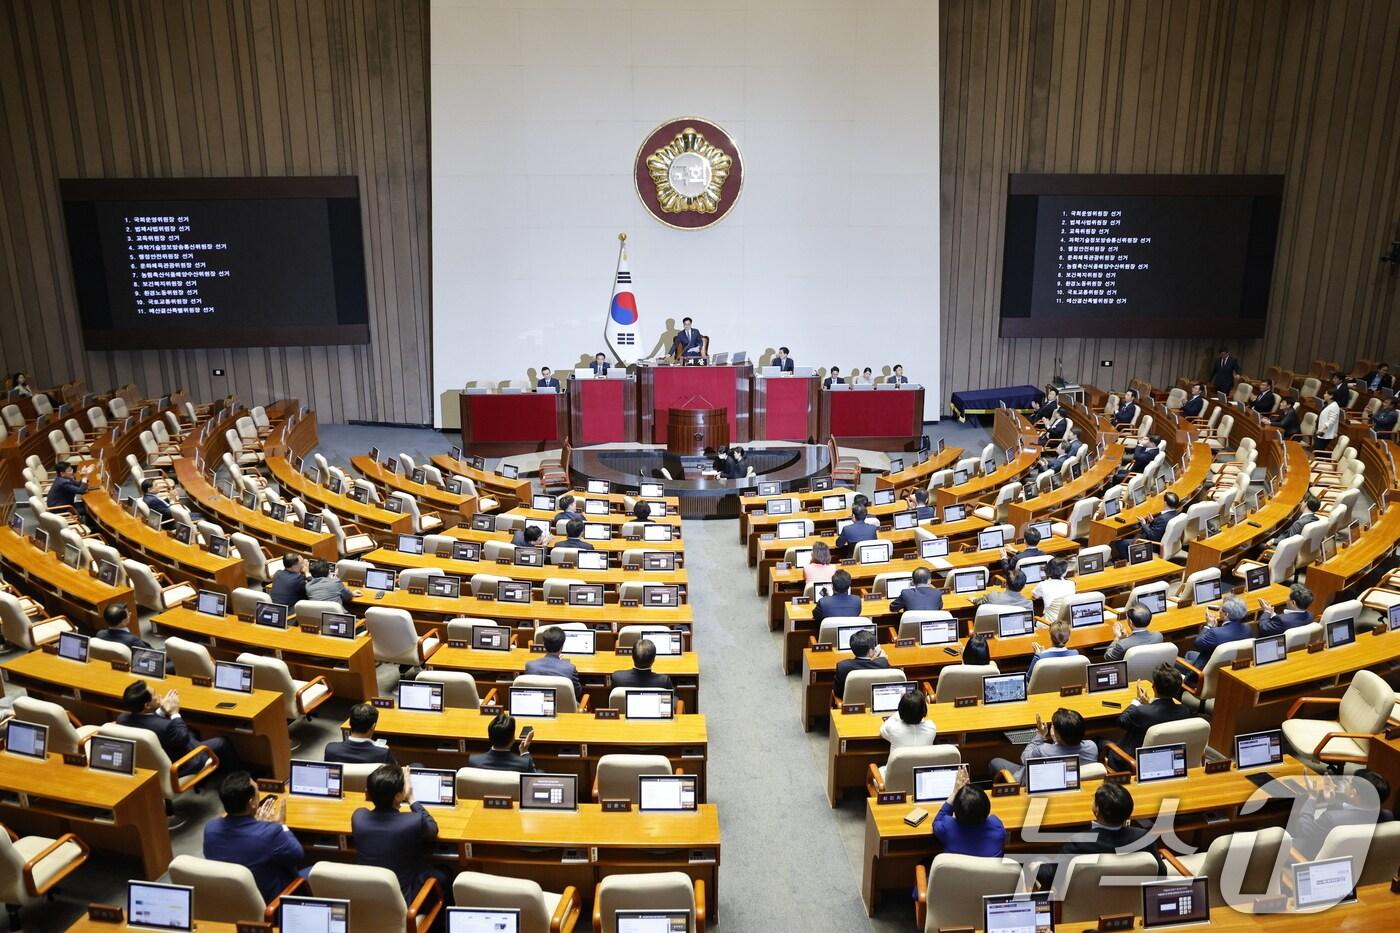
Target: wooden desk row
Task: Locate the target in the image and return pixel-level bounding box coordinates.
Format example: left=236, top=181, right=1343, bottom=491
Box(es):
left=430, top=453, right=532, bottom=511
left=350, top=455, right=476, bottom=525
left=267, top=455, right=414, bottom=540
left=448, top=526, right=687, bottom=561
left=1183, top=440, right=1310, bottom=576
left=362, top=546, right=689, bottom=593
left=1088, top=442, right=1214, bottom=546
left=871, top=444, right=966, bottom=494
left=0, top=526, right=137, bottom=633
left=1006, top=441, right=1127, bottom=534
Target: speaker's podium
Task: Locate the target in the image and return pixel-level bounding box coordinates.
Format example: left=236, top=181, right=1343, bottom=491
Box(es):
left=666, top=401, right=728, bottom=456
left=638, top=362, right=752, bottom=446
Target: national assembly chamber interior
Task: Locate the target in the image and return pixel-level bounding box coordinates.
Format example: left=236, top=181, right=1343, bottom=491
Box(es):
left=0, top=1, right=1398, bottom=931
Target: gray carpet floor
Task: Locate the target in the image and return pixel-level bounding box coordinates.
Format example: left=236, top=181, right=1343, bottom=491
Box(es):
left=7, top=417, right=993, bottom=931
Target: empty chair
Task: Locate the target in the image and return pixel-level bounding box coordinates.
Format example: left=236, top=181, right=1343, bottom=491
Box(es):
left=868, top=745, right=961, bottom=795
left=123, top=559, right=198, bottom=612
left=456, top=767, right=522, bottom=801
left=412, top=670, right=482, bottom=709
left=1161, top=827, right=1290, bottom=906
left=452, top=872, right=580, bottom=933
left=365, top=607, right=440, bottom=667
left=973, top=603, right=1027, bottom=636
left=12, top=696, right=100, bottom=756
left=388, top=491, right=442, bottom=533
left=230, top=587, right=271, bottom=618
left=397, top=567, right=446, bottom=592
left=165, top=636, right=216, bottom=679
left=1311, top=821, right=1400, bottom=886
left=294, top=599, right=350, bottom=622
left=1280, top=669, right=1394, bottom=770
left=168, top=853, right=285, bottom=924
left=1056, top=853, right=1161, bottom=921
left=915, top=854, right=1023, bottom=933
left=593, top=872, right=703, bottom=933
left=594, top=754, right=674, bottom=802
left=307, top=862, right=444, bottom=933
left=1105, top=717, right=1211, bottom=772
left=1121, top=642, right=1179, bottom=683
left=470, top=572, right=509, bottom=597
left=230, top=533, right=284, bottom=583
left=973, top=482, right=1021, bottom=522
left=934, top=663, right=999, bottom=703
left=0, top=822, right=89, bottom=929
left=0, top=405, right=23, bottom=429
left=511, top=674, right=583, bottom=713
left=88, top=638, right=132, bottom=666
left=895, top=610, right=956, bottom=641
left=235, top=652, right=332, bottom=721
left=445, top=617, right=509, bottom=643
left=0, top=591, right=74, bottom=650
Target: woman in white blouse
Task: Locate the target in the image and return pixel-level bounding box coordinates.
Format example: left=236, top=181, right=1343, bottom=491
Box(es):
left=879, top=690, right=937, bottom=748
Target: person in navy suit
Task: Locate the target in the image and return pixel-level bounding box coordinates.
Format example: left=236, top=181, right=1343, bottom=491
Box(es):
left=140, top=479, right=173, bottom=521
left=466, top=713, right=537, bottom=773
left=1032, top=388, right=1060, bottom=424
left=1128, top=436, right=1161, bottom=473
left=774, top=347, right=795, bottom=373
left=1116, top=492, right=1180, bottom=560
left=903, top=488, right=935, bottom=521
left=1040, top=410, right=1069, bottom=445
left=1250, top=379, right=1278, bottom=414
left=95, top=604, right=152, bottom=651
left=1257, top=583, right=1315, bottom=636
left=610, top=638, right=674, bottom=691
left=524, top=626, right=583, bottom=699
left=1373, top=398, right=1398, bottom=435
left=535, top=366, right=560, bottom=390
left=119, top=681, right=232, bottom=774
left=1210, top=348, right=1241, bottom=396
left=890, top=568, right=942, bottom=612
left=887, top=364, right=910, bottom=385
left=823, top=366, right=845, bottom=389
left=324, top=703, right=395, bottom=765
left=552, top=494, right=584, bottom=526
left=813, top=570, right=863, bottom=623
left=554, top=519, right=595, bottom=552
left=1362, top=364, right=1394, bottom=393
left=1005, top=528, right=1046, bottom=572
left=1184, top=595, right=1253, bottom=670
left=833, top=629, right=889, bottom=698
left=672, top=317, right=704, bottom=358
left=590, top=352, right=610, bottom=376
left=1112, top=389, right=1140, bottom=427
left=351, top=765, right=447, bottom=900
left=1180, top=383, right=1207, bottom=418
left=835, top=504, right=878, bottom=555
left=204, top=772, right=305, bottom=901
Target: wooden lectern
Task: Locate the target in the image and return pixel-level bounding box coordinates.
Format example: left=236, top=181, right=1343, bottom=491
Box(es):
left=666, top=406, right=728, bottom=456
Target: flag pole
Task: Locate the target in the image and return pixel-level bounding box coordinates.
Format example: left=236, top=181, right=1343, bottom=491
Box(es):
left=604, top=232, right=627, bottom=364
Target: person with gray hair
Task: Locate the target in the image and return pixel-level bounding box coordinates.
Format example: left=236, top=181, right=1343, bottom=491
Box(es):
left=1183, top=593, right=1252, bottom=670
left=1104, top=601, right=1164, bottom=662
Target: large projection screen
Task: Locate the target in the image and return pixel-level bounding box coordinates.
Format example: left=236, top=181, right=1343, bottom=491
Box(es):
left=430, top=2, right=941, bottom=428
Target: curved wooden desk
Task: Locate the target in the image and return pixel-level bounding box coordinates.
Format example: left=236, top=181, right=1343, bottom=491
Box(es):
left=1089, top=442, right=1214, bottom=546
left=1184, top=440, right=1310, bottom=576
left=350, top=455, right=476, bottom=525
left=0, top=526, right=136, bottom=632
left=871, top=444, right=964, bottom=494
left=1006, top=441, right=1126, bottom=533
left=267, top=455, right=414, bottom=540
left=935, top=449, right=1041, bottom=508
left=430, top=453, right=531, bottom=510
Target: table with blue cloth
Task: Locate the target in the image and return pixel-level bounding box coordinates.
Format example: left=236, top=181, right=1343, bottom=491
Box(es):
left=949, top=385, right=1044, bottom=420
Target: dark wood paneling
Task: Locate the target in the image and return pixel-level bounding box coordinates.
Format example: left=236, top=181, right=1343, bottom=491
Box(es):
left=0, top=0, right=430, bottom=424
left=942, top=0, right=1400, bottom=407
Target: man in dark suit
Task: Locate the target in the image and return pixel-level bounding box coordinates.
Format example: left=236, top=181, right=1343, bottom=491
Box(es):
left=1038, top=429, right=1084, bottom=476
left=833, top=629, right=889, bottom=699
left=890, top=568, right=942, bottom=612
left=1035, top=782, right=1162, bottom=888
left=903, top=488, right=935, bottom=521
left=1032, top=388, right=1060, bottom=424
left=119, top=681, right=232, bottom=774
left=1005, top=528, right=1046, bottom=572
left=888, top=364, right=910, bottom=385
left=835, top=504, right=878, bottom=554
left=1112, top=389, right=1140, bottom=427
left=1294, top=769, right=1395, bottom=858
left=1276, top=495, right=1321, bottom=542
left=1128, top=436, right=1161, bottom=473
left=466, top=713, right=537, bottom=773
left=554, top=519, right=595, bottom=552
left=95, top=604, right=152, bottom=651
left=1116, top=492, right=1180, bottom=561
left=535, top=366, right=560, bottom=390
left=1373, top=398, right=1398, bottom=435
left=1180, top=383, right=1207, bottom=418
left=1251, top=379, right=1278, bottom=415
left=1040, top=409, right=1069, bottom=446
left=813, top=570, right=863, bottom=623
left=774, top=347, right=795, bottom=373
left=1363, top=363, right=1394, bottom=393
left=1330, top=373, right=1352, bottom=408
left=720, top=447, right=750, bottom=479
left=203, top=771, right=305, bottom=902
left=269, top=553, right=309, bottom=608
left=351, top=765, right=447, bottom=900
left=1210, top=348, right=1241, bottom=396
left=1108, top=665, right=1192, bottom=769
left=589, top=352, right=610, bottom=376
left=672, top=317, right=704, bottom=359
left=1183, top=595, right=1253, bottom=670
left=324, top=703, right=394, bottom=765
left=823, top=366, right=845, bottom=389
left=552, top=494, right=584, bottom=526
left=46, top=461, right=89, bottom=522
left=610, top=638, right=674, bottom=690
left=1257, top=583, right=1316, bottom=636
left=524, top=626, right=582, bottom=699
left=140, top=479, right=174, bottom=521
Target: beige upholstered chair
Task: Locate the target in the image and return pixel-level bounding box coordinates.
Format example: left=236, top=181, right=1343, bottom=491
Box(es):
left=1179, top=638, right=1254, bottom=715
left=123, top=559, right=198, bottom=612
left=308, top=862, right=444, bottom=933
left=11, top=697, right=99, bottom=756
left=1026, top=655, right=1089, bottom=695
left=235, top=652, right=332, bottom=719
left=452, top=871, right=581, bottom=933
left=164, top=636, right=216, bottom=679
left=867, top=744, right=961, bottom=796
left=1312, top=821, right=1400, bottom=886
left=839, top=668, right=908, bottom=706
left=915, top=854, right=1022, bottom=932
left=511, top=674, right=584, bottom=713
left=1281, top=670, right=1395, bottom=770
left=594, top=754, right=674, bottom=802
left=933, top=663, right=999, bottom=703
left=413, top=670, right=483, bottom=709
left=1056, top=853, right=1160, bottom=921
left=168, top=853, right=297, bottom=923
left=456, top=767, right=521, bottom=801
left=365, top=607, right=440, bottom=667
left=1104, top=717, right=1212, bottom=771
left=1121, top=642, right=1178, bottom=682
left=0, top=822, right=88, bottom=929
left=593, top=872, right=704, bottom=933
left=97, top=722, right=220, bottom=825
left=0, top=591, right=73, bottom=650
left=1161, top=827, right=1290, bottom=906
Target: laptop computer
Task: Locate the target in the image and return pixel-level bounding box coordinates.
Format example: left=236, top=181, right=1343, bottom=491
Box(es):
left=426, top=575, right=461, bottom=599
left=1292, top=856, right=1357, bottom=909
left=858, top=542, right=893, bottom=565
left=195, top=589, right=227, bottom=617
left=1325, top=616, right=1356, bottom=648
left=1077, top=551, right=1105, bottom=575
left=57, top=631, right=89, bottom=663
left=469, top=624, right=512, bottom=651
left=321, top=612, right=356, bottom=639
left=918, top=618, right=959, bottom=646
left=576, top=551, right=609, bottom=570
left=995, top=610, right=1035, bottom=638
left=912, top=764, right=962, bottom=804
left=1192, top=578, right=1222, bottom=604
left=213, top=660, right=253, bottom=693
left=642, top=584, right=680, bottom=607
left=582, top=522, right=612, bottom=541
left=1137, top=590, right=1167, bottom=615
left=1252, top=634, right=1287, bottom=666
left=88, top=734, right=137, bottom=775
left=942, top=503, right=968, bottom=522
left=835, top=623, right=878, bottom=651
left=130, top=646, right=166, bottom=678
left=625, top=689, right=675, bottom=720
left=614, top=910, right=690, bottom=933
left=977, top=528, right=1005, bottom=551
left=448, top=908, right=520, bottom=933
left=408, top=767, right=456, bottom=806
left=127, top=881, right=194, bottom=931
left=252, top=602, right=288, bottom=629
left=950, top=569, right=987, bottom=594
left=1068, top=600, right=1104, bottom=628
left=637, top=774, right=698, bottom=812
left=398, top=534, right=425, bottom=555
left=4, top=720, right=47, bottom=759
left=561, top=629, right=596, bottom=655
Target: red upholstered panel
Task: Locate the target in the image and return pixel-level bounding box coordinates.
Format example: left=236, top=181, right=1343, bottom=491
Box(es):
left=465, top=394, right=560, bottom=443
left=576, top=379, right=628, bottom=444
left=651, top=367, right=741, bottom=443
left=763, top=378, right=812, bottom=441
left=828, top=390, right=917, bottom=437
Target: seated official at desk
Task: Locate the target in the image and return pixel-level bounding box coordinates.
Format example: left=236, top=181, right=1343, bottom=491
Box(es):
left=935, top=771, right=1006, bottom=858
left=7, top=372, right=32, bottom=398
left=1294, top=770, right=1394, bottom=858
left=1112, top=389, right=1140, bottom=427
left=353, top=765, right=448, bottom=900
left=325, top=703, right=395, bottom=765
left=1251, top=379, right=1279, bottom=414
left=1128, top=435, right=1161, bottom=473
left=47, top=461, right=90, bottom=522
left=306, top=559, right=353, bottom=610
left=823, top=366, right=845, bottom=389
left=975, top=572, right=1033, bottom=611
left=525, top=626, right=583, bottom=699
left=1109, top=665, right=1191, bottom=770
left=1272, top=397, right=1302, bottom=438
left=804, top=541, right=838, bottom=587
left=1258, top=583, right=1315, bottom=636
left=1362, top=363, right=1394, bottom=392
left=854, top=367, right=875, bottom=386
left=466, top=712, right=537, bottom=774
left=271, top=553, right=310, bottom=608
left=888, top=364, right=910, bottom=385
left=512, top=524, right=546, bottom=549
left=204, top=771, right=306, bottom=901
left=1104, top=602, right=1162, bottom=662
left=834, top=629, right=889, bottom=700
left=672, top=317, right=704, bottom=358
left=1181, top=383, right=1207, bottom=418
left=553, top=494, right=584, bottom=525
left=141, top=479, right=174, bottom=521
left=902, top=488, right=935, bottom=521
left=890, top=568, right=942, bottom=612
left=1373, top=398, right=1398, bottom=435
left=1005, top=528, right=1046, bottom=572
left=590, top=352, right=610, bottom=376
left=120, top=681, right=234, bottom=775
left=813, top=570, right=862, bottom=623
left=610, top=638, right=674, bottom=691
left=96, top=604, right=152, bottom=651
left=990, top=707, right=1097, bottom=784
left=1033, top=559, right=1075, bottom=621
left=536, top=366, right=560, bottom=390
left=632, top=501, right=653, bottom=523
left=1035, top=782, right=1162, bottom=888
left=1039, top=408, right=1069, bottom=446
left=1035, top=429, right=1084, bottom=477
left=720, top=447, right=752, bottom=480
left=554, top=519, right=595, bottom=552
left=1183, top=595, right=1252, bottom=670
left=880, top=690, right=937, bottom=748
left=1024, top=619, right=1078, bottom=683
left=1116, top=492, right=1181, bottom=561
left=835, top=504, right=878, bottom=553
left=774, top=346, right=794, bottom=373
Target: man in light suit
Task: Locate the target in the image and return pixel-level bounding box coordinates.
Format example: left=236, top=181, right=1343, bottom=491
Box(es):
left=813, top=570, right=863, bottom=623
left=1210, top=348, right=1241, bottom=396
left=890, top=567, right=942, bottom=612
left=324, top=703, right=395, bottom=765
left=672, top=317, right=704, bottom=359
left=887, top=364, right=910, bottom=385
left=774, top=347, right=795, bottom=373
left=590, top=352, right=610, bottom=376
left=536, top=366, right=560, bottom=390
left=119, top=681, right=233, bottom=774
left=203, top=772, right=305, bottom=902
left=524, top=626, right=583, bottom=699
left=352, top=765, right=447, bottom=900
left=1257, top=583, right=1316, bottom=637
left=1104, top=603, right=1164, bottom=662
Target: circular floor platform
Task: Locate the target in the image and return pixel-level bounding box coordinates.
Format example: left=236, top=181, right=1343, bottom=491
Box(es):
left=569, top=444, right=832, bottom=519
